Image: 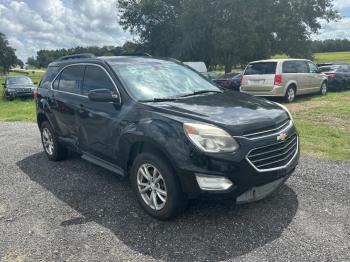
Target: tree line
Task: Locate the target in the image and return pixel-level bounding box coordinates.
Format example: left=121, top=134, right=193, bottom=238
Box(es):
left=117, top=0, right=340, bottom=72
left=311, top=39, right=350, bottom=53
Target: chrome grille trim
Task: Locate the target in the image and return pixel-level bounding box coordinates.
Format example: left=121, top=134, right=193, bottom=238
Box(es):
left=246, top=135, right=299, bottom=173
left=243, top=120, right=292, bottom=140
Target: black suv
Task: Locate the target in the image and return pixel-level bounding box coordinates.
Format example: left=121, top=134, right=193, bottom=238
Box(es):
left=36, top=54, right=299, bottom=220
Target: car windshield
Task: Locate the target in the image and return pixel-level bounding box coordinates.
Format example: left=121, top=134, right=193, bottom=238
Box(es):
left=245, top=62, right=277, bottom=75
left=319, top=66, right=339, bottom=72
left=7, top=77, right=33, bottom=85
left=111, top=61, right=221, bottom=101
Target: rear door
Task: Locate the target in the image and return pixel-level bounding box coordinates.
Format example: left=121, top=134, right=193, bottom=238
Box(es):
left=50, top=65, right=85, bottom=145
left=78, top=64, right=122, bottom=162
left=294, top=61, right=311, bottom=93
left=242, top=62, right=277, bottom=92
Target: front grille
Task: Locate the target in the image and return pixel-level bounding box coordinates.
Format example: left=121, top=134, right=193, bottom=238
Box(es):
left=244, top=119, right=291, bottom=139
left=247, top=134, right=298, bottom=171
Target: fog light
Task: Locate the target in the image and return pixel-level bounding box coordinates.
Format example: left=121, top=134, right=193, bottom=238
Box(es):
left=195, top=174, right=233, bottom=191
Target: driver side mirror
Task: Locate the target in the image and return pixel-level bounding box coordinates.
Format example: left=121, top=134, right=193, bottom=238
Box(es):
left=88, top=89, right=120, bottom=104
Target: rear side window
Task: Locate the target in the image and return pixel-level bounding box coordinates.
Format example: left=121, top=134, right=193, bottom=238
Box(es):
left=283, top=61, right=298, bottom=73
left=82, top=65, right=115, bottom=95
left=40, top=66, right=59, bottom=89
left=244, top=62, right=277, bottom=75
left=295, top=61, right=309, bottom=73
left=55, top=65, right=85, bottom=94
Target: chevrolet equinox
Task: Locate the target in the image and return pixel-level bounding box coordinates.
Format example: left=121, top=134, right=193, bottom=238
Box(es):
left=36, top=54, right=300, bottom=220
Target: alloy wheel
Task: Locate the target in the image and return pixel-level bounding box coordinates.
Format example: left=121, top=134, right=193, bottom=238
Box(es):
left=321, top=83, right=327, bottom=95
left=137, top=163, right=167, bottom=211
left=288, top=88, right=295, bottom=102
left=42, top=128, right=54, bottom=155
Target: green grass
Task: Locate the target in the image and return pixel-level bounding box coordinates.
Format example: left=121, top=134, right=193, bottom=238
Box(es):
left=285, top=91, right=350, bottom=160
left=273, top=51, right=350, bottom=64
left=0, top=71, right=44, bottom=121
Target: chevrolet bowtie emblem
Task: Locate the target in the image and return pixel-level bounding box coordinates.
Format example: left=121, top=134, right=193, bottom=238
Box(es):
left=277, top=133, right=288, bottom=142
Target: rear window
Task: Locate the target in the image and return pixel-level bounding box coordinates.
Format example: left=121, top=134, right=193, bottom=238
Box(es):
left=319, top=66, right=339, bottom=73
left=244, top=62, right=277, bottom=75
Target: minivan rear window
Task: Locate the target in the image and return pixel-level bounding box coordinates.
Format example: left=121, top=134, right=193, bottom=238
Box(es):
left=244, top=62, right=277, bottom=75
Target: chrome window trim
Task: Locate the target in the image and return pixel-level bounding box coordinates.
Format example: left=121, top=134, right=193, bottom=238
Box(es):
left=245, top=136, right=299, bottom=173
left=50, top=63, right=122, bottom=103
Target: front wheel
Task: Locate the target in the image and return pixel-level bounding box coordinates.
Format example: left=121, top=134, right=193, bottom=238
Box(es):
left=320, top=82, right=327, bottom=96
left=130, top=153, right=187, bottom=220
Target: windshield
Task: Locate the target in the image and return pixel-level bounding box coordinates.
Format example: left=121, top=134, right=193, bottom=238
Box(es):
left=245, top=62, right=277, bottom=75
left=111, top=61, right=220, bottom=101
left=7, top=77, right=33, bottom=85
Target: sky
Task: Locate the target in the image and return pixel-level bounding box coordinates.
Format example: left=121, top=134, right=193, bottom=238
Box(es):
left=0, top=0, right=350, bottom=62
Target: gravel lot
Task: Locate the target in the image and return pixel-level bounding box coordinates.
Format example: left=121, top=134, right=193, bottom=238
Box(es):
left=0, top=121, right=349, bottom=262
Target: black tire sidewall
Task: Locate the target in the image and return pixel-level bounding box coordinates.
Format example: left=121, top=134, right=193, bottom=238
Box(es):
left=130, top=153, right=186, bottom=220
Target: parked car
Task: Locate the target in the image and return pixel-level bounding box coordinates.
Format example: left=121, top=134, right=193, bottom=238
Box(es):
left=183, top=61, right=210, bottom=78
left=319, top=64, right=350, bottom=91
left=36, top=54, right=299, bottom=220
left=214, top=73, right=242, bottom=91
left=317, top=61, right=348, bottom=67
left=2, top=75, right=37, bottom=101
left=240, top=59, right=328, bottom=102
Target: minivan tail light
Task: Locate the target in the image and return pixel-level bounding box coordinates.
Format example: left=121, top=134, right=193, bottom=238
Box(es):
left=274, top=74, right=282, bottom=86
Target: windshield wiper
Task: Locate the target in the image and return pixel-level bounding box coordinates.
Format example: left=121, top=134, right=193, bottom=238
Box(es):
left=180, top=90, right=222, bottom=98
left=141, top=97, right=179, bottom=102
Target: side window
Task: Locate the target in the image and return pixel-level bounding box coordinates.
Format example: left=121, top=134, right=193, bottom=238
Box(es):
left=57, top=65, right=85, bottom=94
left=40, top=66, right=59, bottom=89
left=283, top=61, right=298, bottom=73
left=308, top=62, right=318, bottom=73
left=295, top=61, right=309, bottom=73
left=82, top=65, right=116, bottom=95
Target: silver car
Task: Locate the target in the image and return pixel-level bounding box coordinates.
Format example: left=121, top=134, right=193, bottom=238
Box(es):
left=240, top=59, right=328, bottom=102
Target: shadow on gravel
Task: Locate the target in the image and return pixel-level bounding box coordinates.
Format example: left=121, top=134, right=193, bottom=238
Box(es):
left=17, top=152, right=298, bottom=262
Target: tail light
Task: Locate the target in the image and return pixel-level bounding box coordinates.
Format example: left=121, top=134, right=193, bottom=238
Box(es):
left=33, top=88, right=38, bottom=99
left=240, top=75, right=244, bottom=85
left=274, top=74, right=282, bottom=86
left=325, top=73, right=336, bottom=80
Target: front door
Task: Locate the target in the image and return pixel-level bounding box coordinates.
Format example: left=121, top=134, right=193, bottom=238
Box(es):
left=77, top=65, right=122, bottom=163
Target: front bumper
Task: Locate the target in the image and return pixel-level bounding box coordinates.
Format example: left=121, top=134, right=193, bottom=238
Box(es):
left=5, top=91, right=33, bottom=98
left=176, top=124, right=299, bottom=202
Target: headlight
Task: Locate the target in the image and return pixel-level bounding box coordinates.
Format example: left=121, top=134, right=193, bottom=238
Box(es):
left=275, top=102, right=293, bottom=121
left=6, top=88, right=16, bottom=92
left=183, top=123, right=239, bottom=153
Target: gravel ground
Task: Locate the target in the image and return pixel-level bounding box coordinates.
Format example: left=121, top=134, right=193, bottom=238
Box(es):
left=0, top=121, right=349, bottom=262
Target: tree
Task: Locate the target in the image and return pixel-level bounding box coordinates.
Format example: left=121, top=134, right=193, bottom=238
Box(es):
left=0, top=32, right=17, bottom=73
left=117, top=0, right=340, bottom=71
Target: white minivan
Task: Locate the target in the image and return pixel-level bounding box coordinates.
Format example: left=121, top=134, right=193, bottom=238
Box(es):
left=240, top=59, right=328, bottom=102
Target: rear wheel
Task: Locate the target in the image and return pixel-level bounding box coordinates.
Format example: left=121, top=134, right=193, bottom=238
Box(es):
left=284, top=86, right=296, bottom=103
left=320, top=82, right=327, bottom=96
left=40, top=121, right=68, bottom=161
left=130, top=152, right=187, bottom=220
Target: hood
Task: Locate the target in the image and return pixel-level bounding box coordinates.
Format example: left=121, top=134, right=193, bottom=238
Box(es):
left=146, top=91, right=289, bottom=136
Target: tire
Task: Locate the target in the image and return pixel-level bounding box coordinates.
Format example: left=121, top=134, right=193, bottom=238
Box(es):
left=284, top=85, right=296, bottom=103
left=320, top=81, right=327, bottom=96
left=130, top=152, right=187, bottom=220
left=40, top=121, right=68, bottom=161
left=5, top=95, right=14, bottom=101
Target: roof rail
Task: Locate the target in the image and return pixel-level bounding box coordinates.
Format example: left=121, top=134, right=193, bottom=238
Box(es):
left=121, top=52, right=152, bottom=57
left=56, top=53, right=96, bottom=61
